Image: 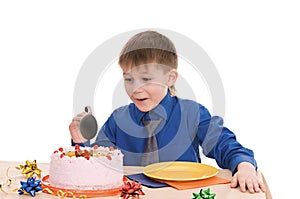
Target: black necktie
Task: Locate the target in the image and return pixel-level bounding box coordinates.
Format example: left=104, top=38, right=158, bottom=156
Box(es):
left=141, top=118, right=161, bottom=166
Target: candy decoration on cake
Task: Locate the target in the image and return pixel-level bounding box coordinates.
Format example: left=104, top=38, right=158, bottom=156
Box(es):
left=192, top=188, right=216, bottom=199
left=18, top=177, right=43, bottom=197
left=16, top=160, right=42, bottom=178
left=120, top=181, right=145, bottom=199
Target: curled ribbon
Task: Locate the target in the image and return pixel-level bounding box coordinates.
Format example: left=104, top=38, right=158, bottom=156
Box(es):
left=0, top=183, right=19, bottom=194
left=43, top=188, right=87, bottom=199
left=1, top=161, right=87, bottom=199
left=16, top=160, right=41, bottom=178
left=0, top=167, right=19, bottom=194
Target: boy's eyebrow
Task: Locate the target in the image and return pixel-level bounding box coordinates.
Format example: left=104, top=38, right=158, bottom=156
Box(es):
left=123, top=71, right=150, bottom=75
left=123, top=72, right=133, bottom=75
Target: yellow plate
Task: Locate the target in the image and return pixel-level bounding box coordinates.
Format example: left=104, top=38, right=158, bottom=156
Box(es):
left=143, top=161, right=218, bottom=181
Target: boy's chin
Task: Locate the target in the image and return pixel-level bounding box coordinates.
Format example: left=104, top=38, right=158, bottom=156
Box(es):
left=136, top=104, right=154, bottom=112
left=137, top=106, right=152, bottom=112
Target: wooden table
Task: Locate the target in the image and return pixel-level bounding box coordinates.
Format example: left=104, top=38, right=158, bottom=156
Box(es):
left=0, top=161, right=272, bottom=199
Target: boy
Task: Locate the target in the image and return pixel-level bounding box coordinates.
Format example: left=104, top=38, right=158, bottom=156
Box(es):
left=69, top=30, right=266, bottom=193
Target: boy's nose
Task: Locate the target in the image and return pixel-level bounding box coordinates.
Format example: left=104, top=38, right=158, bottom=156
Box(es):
left=125, top=81, right=145, bottom=96
left=132, top=82, right=146, bottom=93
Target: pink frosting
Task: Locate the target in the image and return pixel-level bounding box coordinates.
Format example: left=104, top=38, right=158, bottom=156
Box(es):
left=49, top=146, right=123, bottom=190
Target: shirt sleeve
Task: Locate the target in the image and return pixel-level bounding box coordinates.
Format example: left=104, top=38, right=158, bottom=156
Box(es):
left=91, top=113, right=117, bottom=148
left=71, top=139, right=90, bottom=147
left=197, top=105, right=257, bottom=173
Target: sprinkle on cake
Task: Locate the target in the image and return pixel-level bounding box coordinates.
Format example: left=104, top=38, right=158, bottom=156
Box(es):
left=53, top=145, right=121, bottom=161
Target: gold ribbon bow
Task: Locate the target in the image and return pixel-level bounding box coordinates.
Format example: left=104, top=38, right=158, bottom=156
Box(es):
left=16, top=160, right=41, bottom=178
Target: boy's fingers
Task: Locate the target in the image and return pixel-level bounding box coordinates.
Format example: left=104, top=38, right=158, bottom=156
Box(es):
left=238, top=178, right=246, bottom=192
left=258, top=179, right=266, bottom=192
left=253, top=182, right=261, bottom=193
left=230, top=175, right=238, bottom=188
left=256, top=171, right=266, bottom=192
left=72, top=117, right=80, bottom=122
left=69, top=122, right=78, bottom=133
left=246, top=179, right=254, bottom=193
left=72, top=112, right=88, bottom=122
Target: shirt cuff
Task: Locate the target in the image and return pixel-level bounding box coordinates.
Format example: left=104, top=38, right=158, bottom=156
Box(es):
left=230, top=155, right=257, bottom=174
left=71, top=139, right=90, bottom=147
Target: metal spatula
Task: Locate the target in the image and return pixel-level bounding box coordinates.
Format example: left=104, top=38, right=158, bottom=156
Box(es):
left=79, top=106, right=98, bottom=140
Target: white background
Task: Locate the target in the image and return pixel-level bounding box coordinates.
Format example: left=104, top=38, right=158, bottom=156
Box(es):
left=1, top=1, right=299, bottom=198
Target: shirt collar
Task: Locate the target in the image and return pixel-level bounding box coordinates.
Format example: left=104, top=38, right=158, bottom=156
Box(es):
left=132, top=92, right=174, bottom=124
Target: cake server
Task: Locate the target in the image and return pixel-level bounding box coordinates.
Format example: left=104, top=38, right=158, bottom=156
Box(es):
left=79, top=106, right=98, bottom=140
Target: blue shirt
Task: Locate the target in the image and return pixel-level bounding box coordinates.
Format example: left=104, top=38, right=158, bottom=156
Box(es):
left=76, top=93, right=257, bottom=173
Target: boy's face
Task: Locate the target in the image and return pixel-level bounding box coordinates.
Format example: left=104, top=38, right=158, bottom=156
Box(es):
left=122, top=64, right=177, bottom=112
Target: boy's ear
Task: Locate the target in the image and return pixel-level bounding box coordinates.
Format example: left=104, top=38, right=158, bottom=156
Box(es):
left=167, top=69, right=178, bottom=86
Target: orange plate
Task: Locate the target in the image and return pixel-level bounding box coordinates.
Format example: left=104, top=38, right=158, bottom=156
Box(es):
left=41, top=175, right=123, bottom=198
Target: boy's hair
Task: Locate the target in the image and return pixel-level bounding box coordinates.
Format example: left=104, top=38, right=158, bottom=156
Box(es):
left=119, top=30, right=178, bottom=95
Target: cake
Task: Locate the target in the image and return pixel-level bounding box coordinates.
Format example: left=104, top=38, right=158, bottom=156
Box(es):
left=49, top=145, right=124, bottom=190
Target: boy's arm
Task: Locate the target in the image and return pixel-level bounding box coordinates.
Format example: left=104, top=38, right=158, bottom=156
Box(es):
left=198, top=107, right=266, bottom=193
left=91, top=114, right=117, bottom=148
left=197, top=106, right=257, bottom=173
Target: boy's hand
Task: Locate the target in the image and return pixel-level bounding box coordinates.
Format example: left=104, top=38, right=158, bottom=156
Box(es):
left=69, top=112, right=89, bottom=143
left=230, top=162, right=266, bottom=193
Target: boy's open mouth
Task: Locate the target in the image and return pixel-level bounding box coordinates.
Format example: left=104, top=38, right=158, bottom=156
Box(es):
left=136, top=98, right=148, bottom=101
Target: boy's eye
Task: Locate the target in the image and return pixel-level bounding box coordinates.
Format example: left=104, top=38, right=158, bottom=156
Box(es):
left=124, top=78, right=132, bottom=82
left=142, top=78, right=151, bottom=81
